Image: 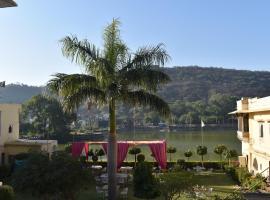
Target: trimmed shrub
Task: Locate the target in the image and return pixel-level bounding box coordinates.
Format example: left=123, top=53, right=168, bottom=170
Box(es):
left=133, top=161, right=159, bottom=198
left=137, top=154, right=145, bottom=163
left=0, top=185, right=15, bottom=200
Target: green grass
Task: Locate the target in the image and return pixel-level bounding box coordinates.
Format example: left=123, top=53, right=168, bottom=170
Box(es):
left=15, top=171, right=237, bottom=200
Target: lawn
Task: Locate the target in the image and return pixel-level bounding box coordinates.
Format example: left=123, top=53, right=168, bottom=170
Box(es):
left=16, top=171, right=237, bottom=200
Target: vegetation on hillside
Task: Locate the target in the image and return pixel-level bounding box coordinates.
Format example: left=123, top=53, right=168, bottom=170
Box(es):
left=3, top=66, right=270, bottom=126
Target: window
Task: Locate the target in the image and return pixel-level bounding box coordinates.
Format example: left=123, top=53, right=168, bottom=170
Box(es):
left=8, top=125, right=13, bottom=133
left=243, top=114, right=249, bottom=132
left=260, top=123, right=264, bottom=138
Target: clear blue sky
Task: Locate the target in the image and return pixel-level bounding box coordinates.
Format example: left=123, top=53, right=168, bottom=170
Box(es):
left=1, top=0, right=270, bottom=86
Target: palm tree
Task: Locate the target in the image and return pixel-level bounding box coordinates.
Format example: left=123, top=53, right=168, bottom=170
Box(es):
left=47, top=19, right=171, bottom=200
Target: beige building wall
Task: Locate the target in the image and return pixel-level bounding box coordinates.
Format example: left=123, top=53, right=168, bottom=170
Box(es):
left=0, top=104, right=21, bottom=145
left=235, top=97, right=270, bottom=177
left=0, top=104, right=21, bottom=164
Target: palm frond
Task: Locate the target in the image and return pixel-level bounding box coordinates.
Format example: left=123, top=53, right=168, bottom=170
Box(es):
left=60, top=35, right=100, bottom=66
left=62, top=86, right=106, bottom=112
left=122, top=90, right=171, bottom=118
left=103, top=18, right=128, bottom=70
left=47, top=73, right=99, bottom=96
left=121, top=43, right=170, bottom=71
left=120, top=68, right=170, bottom=91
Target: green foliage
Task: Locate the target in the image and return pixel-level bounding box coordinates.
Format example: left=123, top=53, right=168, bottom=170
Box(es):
left=129, top=147, right=141, bottom=164
left=167, top=147, right=177, bottom=162
left=64, top=144, right=72, bottom=153
left=0, top=165, right=11, bottom=181
left=159, top=171, right=194, bottom=200
left=137, top=154, right=145, bottom=163
left=12, top=152, right=93, bottom=200
left=184, top=150, right=193, bottom=161
left=20, top=95, right=76, bottom=143
left=0, top=185, right=15, bottom=200
left=224, top=149, right=238, bottom=166
left=196, top=145, right=207, bottom=166
left=214, top=192, right=244, bottom=200
left=133, top=162, right=159, bottom=199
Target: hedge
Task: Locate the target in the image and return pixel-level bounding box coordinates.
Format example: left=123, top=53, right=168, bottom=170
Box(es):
left=84, top=160, right=227, bottom=170
left=0, top=185, right=15, bottom=200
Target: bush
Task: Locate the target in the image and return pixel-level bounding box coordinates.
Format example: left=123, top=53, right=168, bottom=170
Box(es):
left=159, top=171, right=193, bottom=200
left=133, top=161, right=159, bottom=199
left=12, top=151, right=93, bottom=200
left=0, top=165, right=11, bottom=180
left=137, top=154, right=145, bottom=163
left=0, top=185, right=15, bottom=200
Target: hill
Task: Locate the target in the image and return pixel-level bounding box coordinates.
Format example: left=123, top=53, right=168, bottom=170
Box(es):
left=0, top=84, right=43, bottom=103
left=160, top=66, right=270, bottom=102
left=1, top=66, right=270, bottom=104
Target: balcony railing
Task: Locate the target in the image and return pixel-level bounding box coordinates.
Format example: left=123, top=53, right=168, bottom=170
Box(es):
left=237, top=131, right=250, bottom=142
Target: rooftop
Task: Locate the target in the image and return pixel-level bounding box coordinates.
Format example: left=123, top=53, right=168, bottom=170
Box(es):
left=0, top=0, right=17, bottom=8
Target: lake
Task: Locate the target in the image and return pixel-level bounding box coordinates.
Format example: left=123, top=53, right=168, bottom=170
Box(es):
left=113, top=128, right=241, bottom=162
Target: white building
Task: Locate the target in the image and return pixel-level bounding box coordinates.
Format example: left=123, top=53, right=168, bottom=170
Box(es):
left=231, top=97, right=270, bottom=177
left=0, top=104, right=57, bottom=165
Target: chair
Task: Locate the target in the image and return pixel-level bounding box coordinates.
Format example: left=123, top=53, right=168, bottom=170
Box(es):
left=119, top=187, right=128, bottom=199
left=96, top=186, right=104, bottom=199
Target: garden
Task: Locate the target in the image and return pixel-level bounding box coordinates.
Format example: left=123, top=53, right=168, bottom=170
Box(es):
left=0, top=143, right=256, bottom=200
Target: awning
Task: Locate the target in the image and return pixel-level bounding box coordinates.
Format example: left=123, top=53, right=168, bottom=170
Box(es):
left=229, top=108, right=270, bottom=115
left=0, top=0, right=17, bottom=8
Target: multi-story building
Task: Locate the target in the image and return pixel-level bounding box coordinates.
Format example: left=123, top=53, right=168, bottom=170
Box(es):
left=0, top=104, right=57, bottom=165
left=230, top=97, right=270, bottom=177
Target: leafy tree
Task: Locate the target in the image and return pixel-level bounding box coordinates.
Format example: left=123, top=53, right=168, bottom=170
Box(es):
left=12, top=152, right=92, bottom=200
left=184, top=150, right=193, bottom=161
left=224, top=149, right=238, bottom=166
left=166, top=147, right=177, bottom=162
left=47, top=19, right=170, bottom=199
left=129, top=147, right=141, bottom=165
left=159, top=172, right=193, bottom=200
left=196, top=145, right=207, bottom=167
left=20, top=95, right=76, bottom=142
left=214, top=144, right=227, bottom=165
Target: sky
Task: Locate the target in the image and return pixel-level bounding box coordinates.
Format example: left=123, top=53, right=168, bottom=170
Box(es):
left=0, top=0, right=270, bottom=86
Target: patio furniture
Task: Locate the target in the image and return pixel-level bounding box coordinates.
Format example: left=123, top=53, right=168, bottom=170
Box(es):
left=91, top=165, right=103, bottom=170
left=96, top=186, right=105, bottom=199
left=119, top=187, right=128, bottom=199
left=119, top=166, right=133, bottom=173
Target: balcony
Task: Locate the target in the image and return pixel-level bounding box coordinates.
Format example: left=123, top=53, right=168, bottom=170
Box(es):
left=237, top=131, right=250, bottom=142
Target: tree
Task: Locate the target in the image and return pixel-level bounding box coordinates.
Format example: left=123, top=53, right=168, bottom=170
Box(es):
left=47, top=19, right=171, bottom=199
left=184, top=150, right=193, bottom=161
left=12, top=152, right=92, bottom=200
left=196, top=146, right=207, bottom=167
left=96, top=148, right=105, bottom=161
left=214, top=144, right=227, bottom=168
left=20, top=95, right=76, bottom=142
left=224, top=149, right=238, bottom=166
left=129, top=147, right=141, bottom=165
left=166, top=147, right=177, bottom=162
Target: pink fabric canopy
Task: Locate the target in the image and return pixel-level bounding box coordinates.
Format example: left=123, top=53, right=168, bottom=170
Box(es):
left=72, top=142, right=89, bottom=159
left=148, top=140, right=167, bottom=169
left=102, top=142, right=130, bottom=169
left=72, top=140, right=167, bottom=169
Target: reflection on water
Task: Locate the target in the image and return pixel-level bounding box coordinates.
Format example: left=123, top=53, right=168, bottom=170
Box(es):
left=115, top=129, right=241, bottom=161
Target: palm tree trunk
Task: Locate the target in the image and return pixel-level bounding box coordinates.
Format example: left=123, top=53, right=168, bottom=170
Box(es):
left=108, top=98, right=117, bottom=200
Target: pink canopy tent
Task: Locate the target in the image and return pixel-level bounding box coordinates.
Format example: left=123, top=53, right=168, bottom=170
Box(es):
left=72, top=140, right=167, bottom=169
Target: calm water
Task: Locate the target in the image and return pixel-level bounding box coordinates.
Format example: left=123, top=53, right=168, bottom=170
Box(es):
left=114, top=129, right=241, bottom=162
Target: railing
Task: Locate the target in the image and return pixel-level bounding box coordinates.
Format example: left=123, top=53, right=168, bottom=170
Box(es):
left=237, top=131, right=250, bottom=142
left=224, top=167, right=269, bottom=199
